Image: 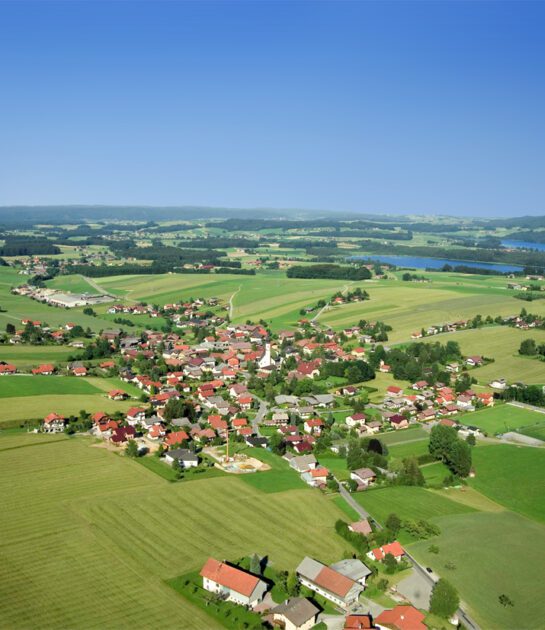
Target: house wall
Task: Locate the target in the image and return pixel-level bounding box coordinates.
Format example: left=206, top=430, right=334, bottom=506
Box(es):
left=298, top=576, right=345, bottom=609
left=273, top=613, right=316, bottom=630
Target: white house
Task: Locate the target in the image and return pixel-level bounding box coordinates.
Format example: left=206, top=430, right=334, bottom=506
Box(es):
left=164, top=448, right=199, bottom=468
left=296, top=557, right=364, bottom=609
left=200, top=558, right=267, bottom=608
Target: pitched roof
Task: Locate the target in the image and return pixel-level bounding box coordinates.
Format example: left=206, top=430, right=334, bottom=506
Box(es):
left=314, top=566, right=354, bottom=598
left=375, top=606, right=426, bottom=630
left=200, top=558, right=261, bottom=597
left=344, top=614, right=374, bottom=629
left=271, top=598, right=319, bottom=626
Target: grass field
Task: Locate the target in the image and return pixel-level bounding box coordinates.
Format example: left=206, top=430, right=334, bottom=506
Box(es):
left=46, top=274, right=100, bottom=295
left=470, top=444, right=545, bottom=523
left=0, top=434, right=347, bottom=629
left=0, top=375, right=101, bottom=398
left=236, top=446, right=310, bottom=492
left=409, top=511, right=545, bottom=629
left=387, top=438, right=429, bottom=460
left=420, top=461, right=452, bottom=485
left=452, top=326, right=545, bottom=384
left=354, top=486, right=476, bottom=525
left=377, top=426, right=429, bottom=445
left=317, top=278, right=543, bottom=342
left=460, top=404, right=545, bottom=435
left=0, top=344, right=75, bottom=368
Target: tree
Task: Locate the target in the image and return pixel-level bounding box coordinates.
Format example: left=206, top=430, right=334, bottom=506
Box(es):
left=429, top=424, right=458, bottom=462
left=326, top=474, right=339, bottom=492
left=385, top=513, right=401, bottom=536
left=449, top=440, right=472, bottom=477
left=383, top=553, right=398, bottom=574
left=397, top=457, right=425, bottom=486
left=249, top=553, right=261, bottom=575
left=125, top=439, right=138, bottom=458
left=499, top=594, right=514, bottom=608
left=5, top=322, right=15, bottom=335
left=519, top=338, right=537, bottom=356
left=286, top=572, right=299, bottom=596
left=430, top=579, right=460, bottom=618
left=466, top=434, right=476, bottom=446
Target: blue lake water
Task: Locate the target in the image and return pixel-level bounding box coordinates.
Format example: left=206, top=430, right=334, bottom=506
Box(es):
left=501, top=239, right=545, bottom=252
left=351, top=254, right=522, bottom=273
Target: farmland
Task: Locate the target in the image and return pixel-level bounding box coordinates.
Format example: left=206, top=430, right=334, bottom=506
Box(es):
left=0, top=433, right=347, bottom=630
left=0, top=344, right=75, bottom=368
left=317, top=279, right=542, bottom=342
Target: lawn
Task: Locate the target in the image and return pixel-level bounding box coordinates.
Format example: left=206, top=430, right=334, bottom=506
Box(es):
left=460, top=403, right=545, bottom=435
left=420, top=461, right=452, bottom=486
left=236, top=446, right=309, bottom=492
left=469, top=444, right=545, bottom=523
left=409, top=511, right=545, bottom=630
left=318, top=454, right=350, bottom=481
left=378, top=426, right=429, bottom=446
left=0, top=433, right=348, bottom=629
left=46, top=274, right=100, bottom=295
left=388, top=438, right=429, bottom=461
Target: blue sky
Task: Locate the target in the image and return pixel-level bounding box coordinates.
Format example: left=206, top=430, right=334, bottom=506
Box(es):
left=0, top=0, right=544, bottom=217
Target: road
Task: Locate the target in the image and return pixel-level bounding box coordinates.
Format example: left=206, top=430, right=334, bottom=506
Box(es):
left=80, top=275, right=116, bottom=298
left=251, top=395, right=269, bottom=437
left=228, top=285, right=241, bottom=319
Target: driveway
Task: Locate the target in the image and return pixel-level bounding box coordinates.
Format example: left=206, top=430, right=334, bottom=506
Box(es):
left=396, top=568, right=432, bottom=609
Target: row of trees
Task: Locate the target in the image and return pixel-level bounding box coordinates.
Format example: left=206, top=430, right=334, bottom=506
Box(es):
left=287, top=264, right=372, bottom=281
left=429, top=425, right=472, bottom=477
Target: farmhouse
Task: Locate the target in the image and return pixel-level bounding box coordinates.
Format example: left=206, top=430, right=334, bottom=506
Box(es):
left=42, top=413, right=66, bottom=433
left=200, top=558, right=267, bottom=608
left=0, top=363, right=17, bottom=375
left=296, top=557, right=364, bottom=609
left=350, top=467, right=376, bottom=489
left=270, top=598, right=320, bottom=630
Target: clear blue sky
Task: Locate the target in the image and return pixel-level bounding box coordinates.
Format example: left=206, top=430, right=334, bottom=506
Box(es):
left=1, top=0, right=544, bottom=217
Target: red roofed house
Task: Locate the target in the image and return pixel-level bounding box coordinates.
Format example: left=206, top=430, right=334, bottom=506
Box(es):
left=375, top=606, right=426, bottom=630
left=303, top=418, right=325, bottom=435
left=367, top=542, right=405, bottom=563
left=200, top=558, right=267, bottom=608
left=165, top=431, right=189, bottom=447
left=73, top=366, right=87, bottom=377
left=0, top=363, right=17, bottom=375
left=32, top=363, right=54, bottom=375
left=386, top=386, right=403, bottom=398
left=108, top=389, right=128, bottom=400
left=126, top=407, right=146, bottom=426
left=344, top=614, right=375, bottom=630
left=43, top=413, right=66, bottom=433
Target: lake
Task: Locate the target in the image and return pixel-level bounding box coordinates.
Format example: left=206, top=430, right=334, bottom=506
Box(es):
left=501, top=239, right=545, bottom=252
left=351, top=254, right=522, bottom=273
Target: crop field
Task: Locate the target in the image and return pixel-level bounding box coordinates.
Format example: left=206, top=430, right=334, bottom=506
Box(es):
left=409, top=511, right=545, bottom=629
left=469, top=444, right=545, bottom=523
left=0, top=344, right=75, bottom=368
left=0, top=375, right=101, bottom=398
left=317, top=279, right=545, bottom=342
left=0, top=434, right=347, bottom=629
left=453, top=326, right=545, bottom=384
left=460, top=403, right=545, bottom=435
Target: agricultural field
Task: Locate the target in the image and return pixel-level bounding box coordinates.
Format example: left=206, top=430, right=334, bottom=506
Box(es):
left=0, top=434, right=347, bottom=629
left=0, top=344, right=75, bottom=368
left=410, top=511, right=545, bottom=630
left=0, top=376, right=138, bottom=425
left=46, top=274, right=100, bottom=294
left=317, top=278, right=540, bottom=342
left=469, top=444, right=545, bottom=523
left=461, top=403, right=545, bottom=436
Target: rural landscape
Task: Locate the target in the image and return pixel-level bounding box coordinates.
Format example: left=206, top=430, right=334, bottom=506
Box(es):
left=2, top=1, right=545, bottom=629
left=1, top=207, right=545, bottom=630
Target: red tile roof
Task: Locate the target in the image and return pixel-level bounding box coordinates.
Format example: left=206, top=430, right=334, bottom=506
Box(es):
left=314, top=566, right=354, bottom=598
left=375, top=606, right=426, bottom=630
left=200, top=558, right=260, bottom=597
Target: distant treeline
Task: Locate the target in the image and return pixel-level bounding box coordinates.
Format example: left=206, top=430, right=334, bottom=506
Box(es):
left=178, top=237, right=259, bottom=249
left=435, top=265, right=509, bottom=276
left=66, top=264, right=254, bottom=277
left=357, top=241, right=544, bottom=267
left=0, top=238, right=60, bottom=256
left=504, top=231, right=545, bottom=245
left=304, top=229, right=412, bottom=240
left=287, top=264, right=372, bottom=281
left=109, top=241, right=226, bottom=265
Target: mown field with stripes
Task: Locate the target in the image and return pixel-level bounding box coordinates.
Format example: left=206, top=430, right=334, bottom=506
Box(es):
left=0, top=433, right=347, bottom=629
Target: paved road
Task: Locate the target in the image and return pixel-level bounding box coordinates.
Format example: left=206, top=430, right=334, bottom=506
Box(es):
left=251, top=395, right=269, bottom=437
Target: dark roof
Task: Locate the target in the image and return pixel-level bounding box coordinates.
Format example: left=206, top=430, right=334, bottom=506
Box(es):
left=245, top=437, right=268, bottom=448
left=272, top=598, right=319, bottom=626
left=168, top=448, right=199, bottom=462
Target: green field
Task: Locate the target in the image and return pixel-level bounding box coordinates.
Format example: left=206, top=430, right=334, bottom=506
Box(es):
left=410, top=511, right=545, bottom=630
left=470, top=444, right=545, bottom=523
left=0, top=434, right=347, bottom=629
left=420, top=461, right=452, bottom=485
left=236, top=447, right=309, bottom=492
left=460, top=404, right=545, bottom=435
left=354, top=486, right=476, bottom=524
left=453, top=326, right=545, bottom=384
left=0, top=375, right=101, bottom=398
left=46, top=274, right=100, bottom=295
left=378, top=426, right=429, bottom=445
left=0, top=344, right=75, bottom=368
left=388, top=438, right=430, bottom=460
